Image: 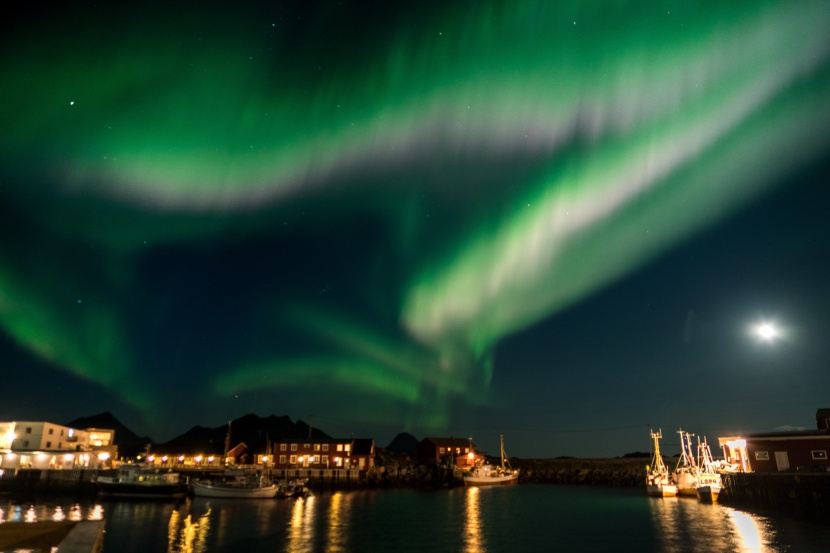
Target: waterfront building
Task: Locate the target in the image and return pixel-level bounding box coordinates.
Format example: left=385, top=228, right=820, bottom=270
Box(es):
left=718, top=407, right=830, bottom=472
left=416, top=437, right=476, bottom=469
left=0, top=421, right=116, bottom=470
left=267, top=437, right=375, bottom=471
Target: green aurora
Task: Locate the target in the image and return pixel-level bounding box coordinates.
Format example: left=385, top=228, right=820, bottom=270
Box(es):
left=1, top=1, right=829, bottom=453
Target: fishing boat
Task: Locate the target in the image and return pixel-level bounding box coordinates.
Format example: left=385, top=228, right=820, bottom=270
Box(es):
left=463, top=434, right=519, bottom=486
left=94, top=465, right=187, bottom=499
left=674, top=429, right=699, bottom=497
left=695, top=436, right=723, bottom=502
left=191, top=472, right=278, bottom=499
left=646, top=429, right=677, bottom=497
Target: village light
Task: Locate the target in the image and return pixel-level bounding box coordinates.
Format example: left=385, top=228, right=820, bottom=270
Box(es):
left=195, top=455, right=203, bottom=463
left=178, top=456, right=185, bottom=462
left=98, top=452, right=110, bottom=461
left=162, top=456, right=168, bottom=462
left=148, top=455, right=155, bottom=462
left=208, top=456, right=214, bottom=463
left=262, top=456, right=268, bottom=463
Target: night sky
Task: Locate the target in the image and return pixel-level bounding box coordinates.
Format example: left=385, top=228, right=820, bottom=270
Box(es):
left=2, top=1, right=829, bottom=458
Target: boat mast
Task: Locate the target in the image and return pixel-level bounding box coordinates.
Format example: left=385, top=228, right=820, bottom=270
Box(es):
left=650, top=428, right=664, bottom=472
left=223, top=420, right=231, bottom=465
left=500, top=434, right=505, bottom=470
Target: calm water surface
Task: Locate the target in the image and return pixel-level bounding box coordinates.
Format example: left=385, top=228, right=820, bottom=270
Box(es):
left=3, top=485, right=830, bottom=552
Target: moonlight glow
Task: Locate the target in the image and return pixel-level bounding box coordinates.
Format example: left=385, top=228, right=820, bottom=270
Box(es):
left=751, top=322, right=781, bottom=343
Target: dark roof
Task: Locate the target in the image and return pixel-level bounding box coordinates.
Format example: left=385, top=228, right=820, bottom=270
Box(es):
left=275, top=437, right=353, bottom=444
left=748, top=429, right=830, bottom=439
left=352, top=439, right=374, bottom=456
left=421, top=437, right=472, bottom=448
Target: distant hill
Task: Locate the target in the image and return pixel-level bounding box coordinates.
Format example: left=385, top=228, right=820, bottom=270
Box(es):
left=66, top=412, right=334, bottom=458
left=65, top=411, right=152, bottom=458
left=386, top=432, right=419, bottom=454
left=156, top=413, right=332, bottom=455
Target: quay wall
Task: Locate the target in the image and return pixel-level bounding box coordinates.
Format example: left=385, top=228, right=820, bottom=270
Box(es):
left=721, top=471, right=830, bottom=519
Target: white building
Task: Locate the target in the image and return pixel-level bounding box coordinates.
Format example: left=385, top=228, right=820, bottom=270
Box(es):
left=0, top=421, right=115, bottom=470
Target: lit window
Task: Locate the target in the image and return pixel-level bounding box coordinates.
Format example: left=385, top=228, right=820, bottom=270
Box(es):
left=281, top=444, right=287, bottom=451
left=313, top=455, right=320, bottom=464
left=323, top=444, right=329, bottom=451
left=439, top=447, right=445, bottom=454
left=291, top=444, right=297, bottom=451
left=337, top=444, right=343, bottom=452
left=279, top=455, right=286, bottom=464
left=290, top=455, right=297, bottom=464
left=811, top=450, right=828, bottom=460
left=755, top=451, right=769, bottom=461
left=314, top=444, right=321, bottom=451
left=322, top=455, right=328, bottom=464
left=344, top=444, right=350, bottom=453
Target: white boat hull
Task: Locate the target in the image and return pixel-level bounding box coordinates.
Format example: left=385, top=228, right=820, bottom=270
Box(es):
left=696, top=483, right=721, bottom=503
left=675, top=469, right=698, bottom=496
left=463, top=473, right=519, bottom=486
left=646, top=483, right=677, bottom=497
left=191, top=480, right=279, bottom=499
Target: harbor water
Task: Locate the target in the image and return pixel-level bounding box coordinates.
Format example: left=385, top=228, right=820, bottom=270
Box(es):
left=3, top=484, right=830, bottom=552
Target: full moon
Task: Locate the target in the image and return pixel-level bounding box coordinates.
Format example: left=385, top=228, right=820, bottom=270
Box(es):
left=753, top=322, right=779, bottom=342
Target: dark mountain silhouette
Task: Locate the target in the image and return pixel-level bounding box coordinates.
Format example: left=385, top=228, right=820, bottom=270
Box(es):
left=156, top=413, right=332, bottom=455
left=65, top=411, right=152, bottom=458
left=386, top=432, right=419, bottom=455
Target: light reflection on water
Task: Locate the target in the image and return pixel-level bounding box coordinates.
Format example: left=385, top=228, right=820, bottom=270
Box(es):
left=464, top=486, right=483, bottom=553
left=287, top=494, right=317, bottom=553
left=0, top=502, right=104, bottom=524
left=647, top=496, right=782, bottom=552
left=3, top=487, right=830, bottom=552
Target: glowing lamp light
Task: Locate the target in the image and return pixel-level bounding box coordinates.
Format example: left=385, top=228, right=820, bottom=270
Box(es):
left=207, top=456, right=214, bottom=463
left=195, top=455, right=203, bottom=463
left=65, top=454, right=74, bottom=461
left=148, top=455, right=155, bottom=462
left=727, top=439, right=747, bottom=449
left=177, top=455, right=185, bottom=462
left=468, top=452, right=475, bottom=460
left=98, top=452, right=110, bottom=461
left=162, top=456, right=168, bottom=462
left=262, top=456, right=268, bottom=463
